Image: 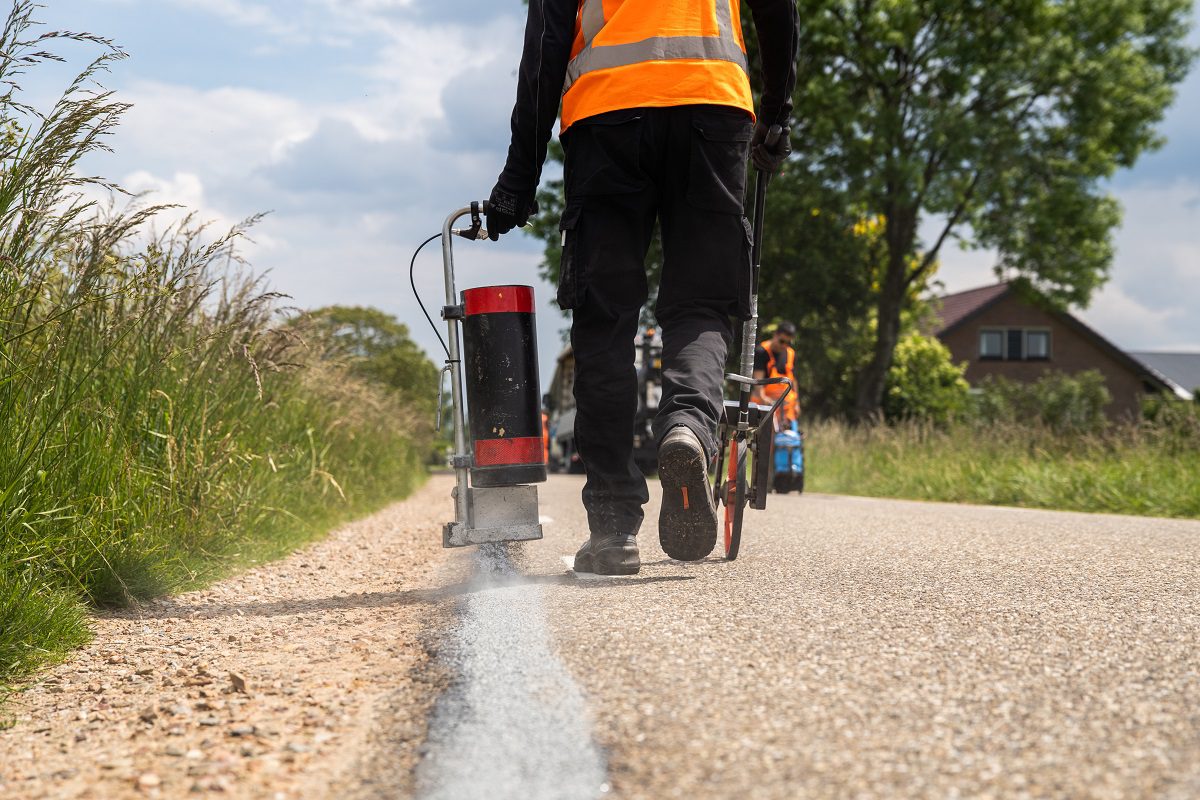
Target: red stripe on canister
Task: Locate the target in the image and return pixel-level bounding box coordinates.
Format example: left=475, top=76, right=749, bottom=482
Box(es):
left=463, top=285, right=534, bottom=316
left=474, top=436, right=545, bottom=467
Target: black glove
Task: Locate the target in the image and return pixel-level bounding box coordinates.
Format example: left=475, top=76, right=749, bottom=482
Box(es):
left=486, top=181, right=537, bottom=241
left=751, top=121, right=792, bottom=174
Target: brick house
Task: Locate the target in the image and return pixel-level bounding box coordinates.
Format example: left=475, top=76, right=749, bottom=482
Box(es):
left=933, top=283, right=1184, bottom=419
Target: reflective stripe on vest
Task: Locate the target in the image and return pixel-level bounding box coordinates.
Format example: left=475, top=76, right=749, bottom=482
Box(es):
left=562, top=0, right=752, bottom=128
left=564, top=0, right=748, bottom=94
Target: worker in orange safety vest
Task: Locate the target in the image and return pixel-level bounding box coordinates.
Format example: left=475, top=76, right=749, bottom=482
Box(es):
left=753, top=321, right=800, bottom=426
left=486, top=0, right=799, bottom=575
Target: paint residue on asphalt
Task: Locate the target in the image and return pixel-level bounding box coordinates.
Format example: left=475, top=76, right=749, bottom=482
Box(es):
left=418, top=545, right=607, bottom=800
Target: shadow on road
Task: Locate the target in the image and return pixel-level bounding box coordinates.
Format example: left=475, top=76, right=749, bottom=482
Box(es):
left=637, top=556, right=729, bottom=568
left=107, top=572, right=695, bottom=622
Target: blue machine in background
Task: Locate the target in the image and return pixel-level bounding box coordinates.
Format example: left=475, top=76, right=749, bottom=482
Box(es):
left=772, top=422, right=805, bottom=494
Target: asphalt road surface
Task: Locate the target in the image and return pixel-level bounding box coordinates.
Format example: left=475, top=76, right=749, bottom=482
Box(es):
left=6, top=474, right=1198, bottom=800
left=423, top=474, right=1200, bottom=800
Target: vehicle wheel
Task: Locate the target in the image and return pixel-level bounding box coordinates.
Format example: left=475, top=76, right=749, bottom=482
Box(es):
left=795, top=471, right=805, bottom=494
left=773, top=472, right=791, bottom=494
left=723, top=439, right=748, bottom=560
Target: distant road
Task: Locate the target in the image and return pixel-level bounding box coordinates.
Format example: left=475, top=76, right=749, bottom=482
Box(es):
left=511, top=476, right=1200, bottom=799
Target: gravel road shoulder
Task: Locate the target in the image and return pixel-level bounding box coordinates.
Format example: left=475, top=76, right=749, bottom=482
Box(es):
left=0, top=474, right=464, bottom=800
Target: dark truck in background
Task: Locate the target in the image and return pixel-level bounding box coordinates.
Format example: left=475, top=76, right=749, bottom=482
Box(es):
left=545, top=329, right=662, bottom=475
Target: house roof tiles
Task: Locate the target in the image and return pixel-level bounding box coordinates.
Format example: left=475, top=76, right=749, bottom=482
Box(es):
left=933, top=283, right=1011, bottom=334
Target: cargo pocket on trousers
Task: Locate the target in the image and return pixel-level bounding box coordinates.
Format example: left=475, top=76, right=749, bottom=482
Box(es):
left=687, top=109, right=753, bottom=214
left=556, top=205, right=584, bottom=310
left=565, top=112, right=646, bottom=197
left=736, top=215, right=754, bottom=320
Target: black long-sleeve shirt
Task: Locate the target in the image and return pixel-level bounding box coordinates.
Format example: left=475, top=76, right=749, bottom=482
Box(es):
left=498, top=0, right=800, bottom=193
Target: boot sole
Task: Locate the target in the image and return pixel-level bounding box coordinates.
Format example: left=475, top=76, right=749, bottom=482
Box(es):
left=658, top=437, right=718, bottom=562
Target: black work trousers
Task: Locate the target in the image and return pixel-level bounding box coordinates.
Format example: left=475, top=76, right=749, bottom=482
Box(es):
left=557, top=105, right=753, bottom=539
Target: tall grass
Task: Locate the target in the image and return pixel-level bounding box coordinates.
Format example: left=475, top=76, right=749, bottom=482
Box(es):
left=0, top=2, right=431, bottom=684
left=807, top=415, right=1200, bottom=519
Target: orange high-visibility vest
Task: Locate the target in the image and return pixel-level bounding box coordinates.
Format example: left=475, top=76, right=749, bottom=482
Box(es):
left=759, top=340, right=798, bottom=422
left=561, top=0, right=755, bottom=131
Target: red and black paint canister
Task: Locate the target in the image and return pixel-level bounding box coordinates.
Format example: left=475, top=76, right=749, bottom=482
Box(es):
left=461, top=285, right=547, bottom=488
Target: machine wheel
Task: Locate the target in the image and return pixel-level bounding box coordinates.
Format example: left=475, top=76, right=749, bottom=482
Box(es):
left=773, top=472, right=792, bottom=494
left=794, top=471, right=805, bottom=494
left=723, top=439, right=748, bottom=560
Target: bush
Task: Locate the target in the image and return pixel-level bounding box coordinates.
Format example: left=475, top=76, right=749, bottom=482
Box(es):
left=972, top=370, right=1110, bottom=434
left=882, top=333, right=970, bottom=424
left=1141, top=393, right=1200, bottom=452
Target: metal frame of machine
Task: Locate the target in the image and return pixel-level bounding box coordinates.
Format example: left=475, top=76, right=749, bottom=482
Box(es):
left=435, top=202, right=545, bottom=549
left=713, top=162, right=793, bottom=561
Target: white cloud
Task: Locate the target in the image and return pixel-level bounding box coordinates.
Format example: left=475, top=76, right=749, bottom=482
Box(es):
left=75, top=0, right=555, bottom=373
left=116, top=81, right=314, bottom=174
left=1077, top=283, right=1184, bottom=351
left=168, top=0, right=296, bottom=37
left=123, top=170, right=210, bottom=216
left=1095, top=179, right=1200, bottom=349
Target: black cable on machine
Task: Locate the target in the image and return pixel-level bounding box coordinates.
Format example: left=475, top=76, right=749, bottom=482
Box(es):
left=409, top=233, right=453, bottom=361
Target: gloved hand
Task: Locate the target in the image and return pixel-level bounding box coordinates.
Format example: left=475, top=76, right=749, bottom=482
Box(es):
left=751, top=121, right=791, bottom=174
left=486, top=181, right=537, bottom=241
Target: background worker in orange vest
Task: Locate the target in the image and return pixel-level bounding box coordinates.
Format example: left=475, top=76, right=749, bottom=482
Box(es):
left=487, top=0, right=799, bottom=575
left=753, top=321, right=800, bottom=427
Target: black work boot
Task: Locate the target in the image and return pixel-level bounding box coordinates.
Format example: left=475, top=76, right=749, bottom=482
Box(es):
left=657, top=425, right=718, bottom=561
left=573, top=534, right=641, bottom=575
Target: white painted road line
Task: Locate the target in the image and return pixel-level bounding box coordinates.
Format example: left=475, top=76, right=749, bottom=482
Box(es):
left=418, top=546, right=608, bottom=800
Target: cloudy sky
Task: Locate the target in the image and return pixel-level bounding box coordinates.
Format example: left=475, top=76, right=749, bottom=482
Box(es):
left=27, top=0, right=1200, bottom=386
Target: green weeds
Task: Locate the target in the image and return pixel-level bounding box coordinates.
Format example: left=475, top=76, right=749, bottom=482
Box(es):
left=807, top=416, right=1200, bottom=519
left=0, top=2, right=431, bottom=685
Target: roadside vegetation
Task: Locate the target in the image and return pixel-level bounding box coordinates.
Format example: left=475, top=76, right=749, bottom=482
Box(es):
left=809, top=366, right=1200, bottom=519
left=0, top=4, right=434, bottom=686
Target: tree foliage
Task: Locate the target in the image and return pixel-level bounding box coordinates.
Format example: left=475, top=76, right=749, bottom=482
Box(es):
left=298, top=306, right=440, bottom=421
left=793, top=0, right=1194, bottom=417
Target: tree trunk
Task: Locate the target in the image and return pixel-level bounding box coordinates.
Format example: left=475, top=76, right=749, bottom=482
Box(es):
left=853, top=210, right=916, bottom=422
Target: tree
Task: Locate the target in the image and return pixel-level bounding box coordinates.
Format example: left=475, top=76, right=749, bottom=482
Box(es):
left=758, top=179, right=892, bottom=416
left=298, top=306, right=440, bottom=420
left=793, top=0, right=1194, bottom=419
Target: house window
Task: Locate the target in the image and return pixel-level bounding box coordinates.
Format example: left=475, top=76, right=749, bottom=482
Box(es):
left=980, top=330, right=1004, bottom=360
left=1025, top=330, right=1051, bottom=360
left=978, top=328, right=1052, bottom=361
left=1007, top=329, right=1025, bottom=361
